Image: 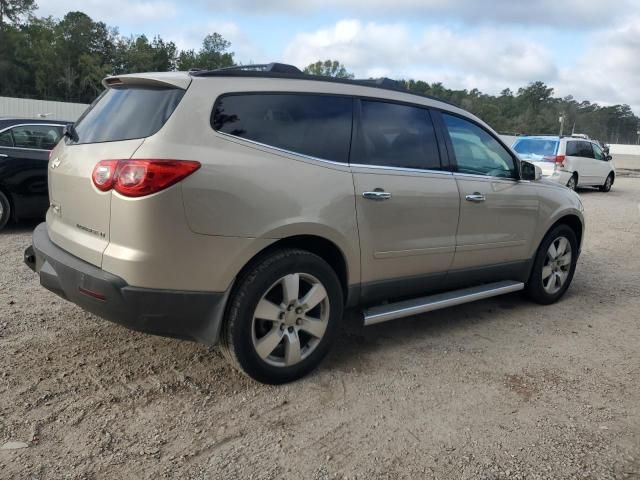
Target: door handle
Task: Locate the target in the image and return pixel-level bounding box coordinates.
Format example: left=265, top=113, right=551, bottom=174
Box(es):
left=465, top=193, right=486, bottom=202
left=363, top=190, right=392, bottom=201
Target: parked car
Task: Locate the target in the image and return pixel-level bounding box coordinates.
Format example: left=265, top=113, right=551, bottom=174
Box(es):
left=25, top=64, right=585, bottom=384
left=512, top=135, right=615, bottom=191
left=0, top=119, right=68, bottom=230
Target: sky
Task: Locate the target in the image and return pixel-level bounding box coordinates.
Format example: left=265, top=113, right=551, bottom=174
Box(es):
left=36, top=0, right=640, bottom=114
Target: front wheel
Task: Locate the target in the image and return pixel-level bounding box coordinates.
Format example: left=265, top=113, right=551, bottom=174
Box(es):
left=220, top=249, right=343, bottom=384
left=599, top=174, right=613, bottom=192
left=525, top=224, right=578, bottom=305
left=566, top=174, right=577, bottom=191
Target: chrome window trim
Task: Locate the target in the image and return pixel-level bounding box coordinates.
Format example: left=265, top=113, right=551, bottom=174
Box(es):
left=453, top=172, right=519, bottom=182
left=0, top=123, right=65, bottom=134
left=350, top=163, right=452, bottom=176
left=216, top=131, right=454, bottom=175
left=214, top=130, right=351, bottom=167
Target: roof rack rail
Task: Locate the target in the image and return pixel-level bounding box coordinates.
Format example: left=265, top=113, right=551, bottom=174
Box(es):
left=354, top=77, right=405, bottom=91
left=210, top=62, right=303, bottom=75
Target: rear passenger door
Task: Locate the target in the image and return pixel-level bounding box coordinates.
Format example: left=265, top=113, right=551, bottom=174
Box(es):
left=439, top=113, right=539, bottom=284
left=351, top=100, right=459, bottom=302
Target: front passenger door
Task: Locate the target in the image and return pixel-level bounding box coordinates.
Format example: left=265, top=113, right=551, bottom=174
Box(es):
left=440, top=113, right=539, bottom=285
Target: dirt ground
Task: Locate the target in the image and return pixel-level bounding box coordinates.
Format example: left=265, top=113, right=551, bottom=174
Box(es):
left=1, top=175, right=639, bottom=479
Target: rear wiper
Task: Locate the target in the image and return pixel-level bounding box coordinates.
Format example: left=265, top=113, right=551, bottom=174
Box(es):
left=63, top=123, right=79, bottom=143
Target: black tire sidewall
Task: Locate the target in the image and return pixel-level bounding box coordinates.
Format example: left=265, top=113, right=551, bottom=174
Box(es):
left=228, top=251, right=343, bottom=384
left=0, top=191, right=10, bottom=230
left=526, top=225, right=578, bottom=304
left=600, top=174, right=613, bottom=192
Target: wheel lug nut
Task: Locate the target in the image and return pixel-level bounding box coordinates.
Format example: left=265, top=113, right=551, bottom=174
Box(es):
left=295, top=307, right=303, bottom=314
left=296, top=318, right=302, bottom=325
left=287, top=305, right=293, bottom=311
left=288, top=326, right=294, bottom=333
left=279, top=312, right=285, bottom=320
left=280, top=324, right=285, bottom=331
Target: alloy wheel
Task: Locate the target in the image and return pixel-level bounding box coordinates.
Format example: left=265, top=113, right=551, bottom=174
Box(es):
left=251, top=273, right=330, bottom=367
left=542, top=236, right=572, bottom=295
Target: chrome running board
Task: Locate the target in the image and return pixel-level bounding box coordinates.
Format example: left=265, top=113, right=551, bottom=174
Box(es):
left=363, top=280, right=524, bottom=326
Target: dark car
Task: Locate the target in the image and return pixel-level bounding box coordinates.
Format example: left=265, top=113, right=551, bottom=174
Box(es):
left=0, top=119, right=68, bottom=230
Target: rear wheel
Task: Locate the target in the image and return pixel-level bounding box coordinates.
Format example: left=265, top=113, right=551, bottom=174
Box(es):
left=599, top=173, right=613, bottom=192
left=220, top=249, right=343, bottom=384
left=566, top=174, right=578, bottom=191
left=525, top=224, right=578, bottom=305
left=0, top=191, right=11, bottom=231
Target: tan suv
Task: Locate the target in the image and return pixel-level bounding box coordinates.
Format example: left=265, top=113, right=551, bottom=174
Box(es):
left=25, top=63, right=585, bottom=384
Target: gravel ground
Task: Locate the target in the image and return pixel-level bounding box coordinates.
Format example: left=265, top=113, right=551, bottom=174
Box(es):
left=1, top=177, right=639, bottom=479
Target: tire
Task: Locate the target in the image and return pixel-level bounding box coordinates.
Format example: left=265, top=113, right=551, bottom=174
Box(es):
left=566, top=174, right=578, bottom=191
left=219, top=249, right=343, bottom=384
left=599, top=173, right=613, bottom=192
left=525, top=224, right=578, bottom=305
left=0, top=191, right=10, bottom=231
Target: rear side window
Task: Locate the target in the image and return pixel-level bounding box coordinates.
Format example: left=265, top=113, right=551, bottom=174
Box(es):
left=565, top=141, right=579, bottom=156
left=351, top=100, right=441, bottom=170
left=0, top=130, right=13, bottom=147
left=71, top=86, right=185, bottom=145
left=11, top=125, right=63, bottom=150
left=212, top=94, right=353, bottom=163
left=513, top=138, right=558, bottom=157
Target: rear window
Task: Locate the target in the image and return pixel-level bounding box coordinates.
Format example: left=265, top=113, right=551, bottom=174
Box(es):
left=70, top=86, right=185, bottom=145
left=513, top=138, right=558, bottom=157
left=212, top=93, right=353, bottom=163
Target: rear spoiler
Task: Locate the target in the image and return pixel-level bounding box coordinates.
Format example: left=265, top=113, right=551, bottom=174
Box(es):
left=102, top=72, right=191, bottom=90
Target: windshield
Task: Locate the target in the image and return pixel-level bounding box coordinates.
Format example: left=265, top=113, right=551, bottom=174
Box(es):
left=70, top=85, right=185, bottom=145
left=513, top=138, right=559, bottom=157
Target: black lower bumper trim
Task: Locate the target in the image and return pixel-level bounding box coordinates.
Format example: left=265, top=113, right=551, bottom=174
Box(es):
left=25, top=223, right=228, bottom=345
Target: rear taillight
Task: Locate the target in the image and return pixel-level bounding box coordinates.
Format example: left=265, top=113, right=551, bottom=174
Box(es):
left=542, top=154, right=566, bottom=167
left=92, top=159, right=200, bottom=197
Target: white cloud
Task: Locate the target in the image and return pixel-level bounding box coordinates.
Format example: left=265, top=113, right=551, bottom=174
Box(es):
left=36, top=0, right=178, bottom=24
left=283, top=18, right=640, bottom=114
left=556, top=17, right=640, bottom=113
left=210, top=0, right=639, bottom=27
left=284, top=20, right=557, bottom=91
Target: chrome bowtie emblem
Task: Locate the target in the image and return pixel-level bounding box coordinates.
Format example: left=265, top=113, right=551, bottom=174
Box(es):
left=51, top=157, right=61, bottom=169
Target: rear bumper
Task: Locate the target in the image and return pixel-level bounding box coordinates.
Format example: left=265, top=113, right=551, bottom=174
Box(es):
left=541, top=169, right=573, bottom=186
left=25, top=223, right=228, bottom=345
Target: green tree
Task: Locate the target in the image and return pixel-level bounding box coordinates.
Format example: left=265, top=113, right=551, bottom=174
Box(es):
left=304, top=60, right=354, bottom=78
left=0, top=0, right=34, bottom=29
left=177, top=33, right=235, bottom=70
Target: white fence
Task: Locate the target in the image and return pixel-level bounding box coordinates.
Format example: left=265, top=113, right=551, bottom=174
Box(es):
left=0, top=96, right=88, bottom=122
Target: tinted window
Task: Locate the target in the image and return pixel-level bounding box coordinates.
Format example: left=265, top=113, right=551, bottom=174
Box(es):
left=566, top=141, right=580, bottom=156
left=579, top=141, right=594, bottom=158
left=213, top=94, right=353, bottom=163
left=11, top=125, right=63, bottom=150
left=351, top=101, right=441, bottom=170
left=71, top=86, right=185, bottom=145
left=592, top=143, right=604, bottom=160
left=443, top=114, right=516, bottom=178
left=512, top=138, right=558, bottom=157
left=0, top=130, right=13, bottom=147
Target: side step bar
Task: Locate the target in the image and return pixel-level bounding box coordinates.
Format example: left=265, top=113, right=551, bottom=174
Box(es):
left=363, top=280, right=525, bottom=326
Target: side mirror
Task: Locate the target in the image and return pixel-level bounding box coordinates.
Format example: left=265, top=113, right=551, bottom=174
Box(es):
left=521, top=160, right=542, bottom=181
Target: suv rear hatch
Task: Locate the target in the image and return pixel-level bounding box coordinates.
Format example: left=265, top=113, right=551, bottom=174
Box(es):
left=512, top=137, right=560, bottom=176
left=47, top=73, right=189, bottom=267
